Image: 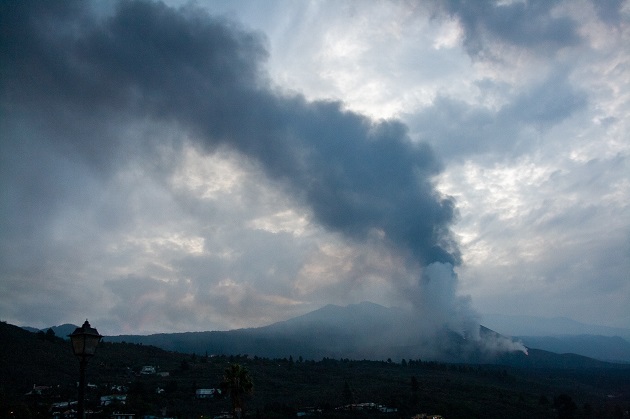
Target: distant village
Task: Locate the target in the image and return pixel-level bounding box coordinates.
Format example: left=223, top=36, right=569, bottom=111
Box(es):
left=28, top=365, right=223, bottom=419
left=24, top=364, right=443, bottom=419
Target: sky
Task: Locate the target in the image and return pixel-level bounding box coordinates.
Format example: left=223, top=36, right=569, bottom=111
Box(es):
left=1, top=0, right=628, bottom=336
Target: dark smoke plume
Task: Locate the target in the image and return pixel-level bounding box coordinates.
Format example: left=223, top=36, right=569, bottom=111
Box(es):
left=1, top=0, right=459, bottom=269
left=3, top=1, right=539, bottom=356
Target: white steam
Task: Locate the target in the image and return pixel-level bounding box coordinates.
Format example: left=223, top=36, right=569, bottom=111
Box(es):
left=415, top=262, right=528, bottom=355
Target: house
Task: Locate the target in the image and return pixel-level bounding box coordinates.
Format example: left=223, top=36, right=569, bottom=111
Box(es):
left=296, top=407, right=321, bottom=416
left=51, top=401, right=76, bottom=410
left=378, top=405, right=397, bottom=413
left=335, top=402, right=397, bottom=413
left=50, top=401, right=77, bottom=419
left=25, top=384, right=51, bottom=395
left=196, top=388, right=221, bottom=399
left=101, top=394, right=127, bottom=406
left=51, top=409, right=78, bottom=419
left=140, top=366, right=156, bottom=375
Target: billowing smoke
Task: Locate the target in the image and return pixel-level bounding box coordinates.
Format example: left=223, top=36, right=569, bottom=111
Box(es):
left=1, top=1, right=521, bottom=353
left=1, top=0, right=458, bottom=267
left=412, top=262, right=527, bottom=355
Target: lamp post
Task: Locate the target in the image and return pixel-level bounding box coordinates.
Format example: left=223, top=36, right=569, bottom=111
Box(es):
left=69, top=320, right=102, bottom=419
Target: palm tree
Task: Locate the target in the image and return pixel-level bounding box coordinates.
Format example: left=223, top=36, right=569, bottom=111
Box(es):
left=220, top=363, right=253, bottom=418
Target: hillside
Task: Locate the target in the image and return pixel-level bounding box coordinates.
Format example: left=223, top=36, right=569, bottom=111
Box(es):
left=106, top=302, right=498, bottom=362
left=25, top=303, right=629, bottom=364
left=517, top=335, right=630, bottom=363
left=481, top=313, right=630, bottom=341
left=106, top=302, right=619, bottom=368
left=2, top=320, right=630, bottom=419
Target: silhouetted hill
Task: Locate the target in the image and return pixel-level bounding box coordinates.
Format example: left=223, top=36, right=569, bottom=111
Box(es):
left=2, top=319, right=630, bottom=419
left=516, top=335, right=630, bottom=363
left=106, top=302, right=487, bottom=362
left=20, top=325, right=40, bottom=333
left=20, top=323, right=79, bottom=338
left=32, top=308, right=630, bottom=363
left=104, top=302, right=618, bottom=368
left=0, top=321, right=179, bottom=392
left=51, top=323, right=81, bottom=338
left=481, top=313, right=630, bottom=340
left=494, top=347, right=616, bottom=369
left=0, top=321, right=77, bottom=395
left=264, top=301, right=404, bottom=333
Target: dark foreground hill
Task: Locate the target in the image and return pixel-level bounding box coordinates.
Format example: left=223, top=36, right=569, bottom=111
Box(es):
left=1, top=320, right=630, bottom=419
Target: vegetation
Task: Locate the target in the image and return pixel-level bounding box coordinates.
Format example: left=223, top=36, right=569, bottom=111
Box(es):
left=221, top=363, right=254, bottom=418
left=1, top=321, right=629, bottom=418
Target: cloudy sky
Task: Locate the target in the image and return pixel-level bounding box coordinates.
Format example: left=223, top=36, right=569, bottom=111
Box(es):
left=1, top=0, right=628, bottom=335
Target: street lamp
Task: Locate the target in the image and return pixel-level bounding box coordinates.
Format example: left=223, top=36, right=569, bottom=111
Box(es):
left=69, top=320, right=102, bottom=419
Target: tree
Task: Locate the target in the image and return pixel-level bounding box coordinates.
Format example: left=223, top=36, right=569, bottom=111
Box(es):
left=410, top=376, right=419, bottom=393
left=342, top=381, right=354, bottom=405
left=220, top=363, right=253, bottom=419
left=45, top=328, right=56, bottom=341
left=554, top=394, right=577, bottom=419
left=410, top=376, right=419, bottom=406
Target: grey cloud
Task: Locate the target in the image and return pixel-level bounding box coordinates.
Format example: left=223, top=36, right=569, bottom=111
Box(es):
left=437, top=0, right=582, bottom=56
left=103, top=224, right=312, bottom=330
left=103, top=275, right=202, bottom=332
left=0, top=0, right=466, bottom=335
left=407, top=96, right=500, bottom=159
left=592, top=0, right=626, bottom=25
left=504, top=72, right=588, bottom=127
left=1, top=0, right=459, bottom=269
left=408, top=73, right=587, bottom=160
left=454, top=149, right=630, bottom=327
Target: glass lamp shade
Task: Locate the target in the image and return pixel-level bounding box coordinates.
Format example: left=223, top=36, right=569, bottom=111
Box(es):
left=69, top=320, right=102, bottom=357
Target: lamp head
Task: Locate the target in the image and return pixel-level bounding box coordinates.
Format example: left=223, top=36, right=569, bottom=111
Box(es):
left=69, top=319, right=102, bottom=357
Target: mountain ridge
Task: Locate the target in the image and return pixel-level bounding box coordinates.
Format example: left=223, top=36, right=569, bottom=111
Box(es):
left=22, top=302, right=630, bottom=363
left=3, top=320, right=629, bottom=419
left=481, top=313, right=630, bottom=340
left=516, top=334, right=630, bottom=363
left=101, top=302, right=618, bottom=367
